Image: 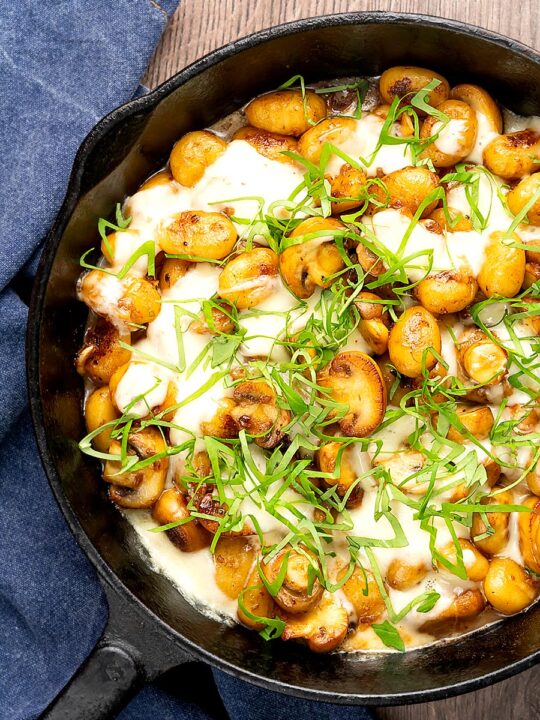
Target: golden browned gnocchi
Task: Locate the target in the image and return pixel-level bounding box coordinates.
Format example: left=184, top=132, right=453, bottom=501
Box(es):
left=77, top=67, right=540, bottom=656
left=420, top=99, right=478, bottom=167
left=245, top=90, right=327, bottom=136
left=169, top=130, right=227, bottom=187
left=483, top=130, right=540, bottom=179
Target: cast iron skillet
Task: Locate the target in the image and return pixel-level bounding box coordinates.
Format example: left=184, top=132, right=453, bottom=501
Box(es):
left=28, top=12, right=540, bottom=720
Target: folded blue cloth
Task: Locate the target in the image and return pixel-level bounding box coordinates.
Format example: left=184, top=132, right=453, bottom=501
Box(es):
left=0, top=3, right=374, bottom=719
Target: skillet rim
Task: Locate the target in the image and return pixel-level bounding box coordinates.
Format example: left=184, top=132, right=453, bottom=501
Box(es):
left=27, top=10, right=540, bottom=705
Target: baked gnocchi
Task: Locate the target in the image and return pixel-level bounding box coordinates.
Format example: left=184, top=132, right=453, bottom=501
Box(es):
left=77, top=67, right=540, bottom=655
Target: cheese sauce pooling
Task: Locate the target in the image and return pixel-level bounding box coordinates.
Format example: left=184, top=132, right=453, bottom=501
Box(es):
left=81, top=77, right=540, bottom=653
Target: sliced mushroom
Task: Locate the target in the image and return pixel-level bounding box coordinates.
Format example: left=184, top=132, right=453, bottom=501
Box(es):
left=262, top=547, right=323, bottom=615
left=457, top=329, right=508, bottom=386
left=230, top=380, right=290, bottom=448
left=373, top=450, right=426, bottom=493
left=152, top=488, right=210, bottom=551
left=317, top=351, right=387, bottom=437
left=279, top=217, right=345, bottom=299
left=106, top=427, right=168, bottom=508
left=280, top=595, right=349, bottom=653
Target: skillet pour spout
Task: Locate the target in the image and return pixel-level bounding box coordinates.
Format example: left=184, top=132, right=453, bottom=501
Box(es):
left=28, top=12, right=540, bottom=719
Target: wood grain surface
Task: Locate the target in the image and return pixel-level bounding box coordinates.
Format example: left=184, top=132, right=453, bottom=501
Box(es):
left=145, top=2, right=540, bottom=718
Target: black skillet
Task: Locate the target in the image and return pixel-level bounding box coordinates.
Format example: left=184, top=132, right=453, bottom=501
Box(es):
left=27, top=12, right=540, bottom=720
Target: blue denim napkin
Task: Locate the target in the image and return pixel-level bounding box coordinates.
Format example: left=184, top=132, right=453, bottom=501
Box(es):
left=0, top=3, right=374, bottom=719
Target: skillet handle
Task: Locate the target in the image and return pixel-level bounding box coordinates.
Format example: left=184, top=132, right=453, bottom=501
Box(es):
left=40, top=578, right=191, bottom=720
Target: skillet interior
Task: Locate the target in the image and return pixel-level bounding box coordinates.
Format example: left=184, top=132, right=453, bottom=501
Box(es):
left=28, top=13, right=540, bottom=704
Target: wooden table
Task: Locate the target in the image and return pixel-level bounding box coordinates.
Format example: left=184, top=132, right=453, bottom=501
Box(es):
left=144, top=2, right=540, bottom=718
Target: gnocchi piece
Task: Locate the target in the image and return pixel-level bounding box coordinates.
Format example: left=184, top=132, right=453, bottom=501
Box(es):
left=152, top=488, right=210, bottom=552
left=169, top=130, right=227, bottom=187
left=483, top=130, right=540, bottom=179
left=379, top=66, right=450, bottom=109
left=233, top=126, right=298, bottom=163
left=386, top=559, right=427, bottom=590
left=471, top=488, right=514, bottom=555
left=341, top=566, right=385, bottom=623
left=118, top=276, right=161, bottom=325
left=388, top=306, right=441, bottom=378
left=477, top=231, right=526, bottom=298
left=446, top=404, right=494, bottom=443
left=218, top=248, right=278, bottom=309
left=317, top=351, right=387, bottom=437
left=279, top=217, right=345, bottom=298
left=372, top=166, right=440, bottom=216
left=420, top=99, right=478, bottom=167
left=237, top=565, right=275, bottom=630
left=419, top=589, right=485, bottom=634
left=415, top=271, right=478, bottom=315
left=483, top=558, right=537, bottom=614
left=316, top=442, right=363, bottom=508
left=245, top=90, right=327, bottom=136
left=524, top=262, right=540, bottom=290
left=330, top=164, right=368, bottom=214
left=518, top=495, right=540, bottom=574
left=84, top=386, right=120, bottom=453
left=190, top=301, right=235, bottom=336
left=139, top=169, right=173, bottom=192
left=214, top=537, right=256, bottom=599
left=428, top=206, right=473, bottom=232
left=450, top=83, right=502, bottom=133
left=262, top=547, right=323, bottom=614
left=437, top=538, right=490, bottom=582
left=298, top=116, right=356, bottom=165
left=507, top=173, right=540, bottom=225
left=159, top=211, right=238, bottom=260
left=158, top=257, right=190, bottom=291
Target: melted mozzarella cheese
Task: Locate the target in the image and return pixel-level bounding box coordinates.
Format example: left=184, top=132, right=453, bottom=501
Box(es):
left=433, top=118, right=467, bottom=156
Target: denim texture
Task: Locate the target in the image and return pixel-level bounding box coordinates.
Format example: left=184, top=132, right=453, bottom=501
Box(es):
left=0, top=2, right=374, bottom=718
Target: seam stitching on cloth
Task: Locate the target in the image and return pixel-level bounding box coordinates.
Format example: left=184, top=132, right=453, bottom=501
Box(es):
left=0, top=46, right=100, bottom=119
left=147, top=0, right=168, bottom=19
